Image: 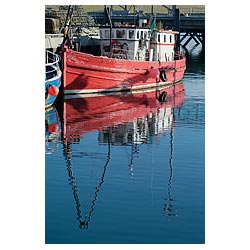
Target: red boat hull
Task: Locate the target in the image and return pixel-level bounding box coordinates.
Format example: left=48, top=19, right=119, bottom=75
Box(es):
left=62, top=46, right=186, bottom=94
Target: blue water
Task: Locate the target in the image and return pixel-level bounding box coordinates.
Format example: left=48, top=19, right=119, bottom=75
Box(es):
left=45, top=46, right=205, bottom=244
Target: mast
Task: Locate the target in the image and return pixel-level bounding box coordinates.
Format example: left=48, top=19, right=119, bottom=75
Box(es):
left=151, top=5, right=154, bottom=15
left=61, top=5, right=75, bottom=47
left=174, top=7, right=180, bottom=53
left=104, top=5, right=113, bottom=57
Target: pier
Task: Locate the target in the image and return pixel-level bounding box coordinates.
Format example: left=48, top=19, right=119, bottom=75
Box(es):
left=87, top=5, right=205, bottom=49
left=45, top=5, right=205, bottom=49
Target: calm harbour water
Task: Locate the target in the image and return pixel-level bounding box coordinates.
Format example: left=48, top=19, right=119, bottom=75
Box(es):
left=45, top=46, right=205, bottom=244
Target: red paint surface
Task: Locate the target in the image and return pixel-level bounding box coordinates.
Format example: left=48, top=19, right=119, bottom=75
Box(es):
left=62, top=83, right=185, bottom=142
left=62, top=47, right=186, bottom=93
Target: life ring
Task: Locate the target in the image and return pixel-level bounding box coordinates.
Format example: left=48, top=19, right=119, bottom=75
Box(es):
left=103, top=44, right=110, bottom=52
left=121, top=43, right=129, bottom=53
left=159, top=69, right=167, bottom=82
left=112, top=40, right=121, bottom=53
left=158, top=91, right=167, bottom=103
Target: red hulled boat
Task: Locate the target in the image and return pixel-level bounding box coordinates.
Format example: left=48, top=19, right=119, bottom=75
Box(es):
left=62, top=16, right=186, bottom=95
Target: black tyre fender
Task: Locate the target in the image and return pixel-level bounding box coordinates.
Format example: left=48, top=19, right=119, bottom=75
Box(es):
left=159, top=69, right=167, bottom=82
left=158, top=91, right=167, bottom=102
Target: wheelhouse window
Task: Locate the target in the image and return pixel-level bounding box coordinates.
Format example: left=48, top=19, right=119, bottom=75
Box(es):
left=170, top=35, right=172, bottom=43
left=137, top=31, right=140, bottom=39
left=104, top=30, right=114, bottom=38
left=105, top=30, right=110, bottom=38
left=164, top=35, right=166, bottom=43
left=116, top=30, right=126, bottom=38
left=150, top=32, right=156, bottom=41
left=158, top=34, right=160, bottom=42
left=129, top=30, right=134, bottom=39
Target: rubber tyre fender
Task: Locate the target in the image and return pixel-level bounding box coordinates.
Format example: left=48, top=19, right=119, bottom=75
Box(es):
left=159, top=69, right=167, bottom=82
left=158, top=91, right=167, bottom=103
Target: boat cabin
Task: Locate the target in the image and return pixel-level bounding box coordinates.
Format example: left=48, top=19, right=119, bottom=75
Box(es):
left=99, top=22, right=178, bottom=62
left=100, top=26, right=150, bottom=60
left=150, top=30, right=178, bottom=61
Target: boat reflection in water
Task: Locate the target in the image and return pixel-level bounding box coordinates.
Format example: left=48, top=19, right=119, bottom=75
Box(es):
left=45, top=106, right=61, bottom=154
left=62, top=82, right=185, bottom=228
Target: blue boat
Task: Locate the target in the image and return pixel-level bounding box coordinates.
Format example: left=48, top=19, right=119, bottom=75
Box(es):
left=45, top=50, right=62, bottom=108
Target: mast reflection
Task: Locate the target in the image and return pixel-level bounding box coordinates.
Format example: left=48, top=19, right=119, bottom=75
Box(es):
left=163, top=114, right=177, bottom=217
left=61, top=83, right=184, bottom=228
left=63, top=132, right=111, bottom=229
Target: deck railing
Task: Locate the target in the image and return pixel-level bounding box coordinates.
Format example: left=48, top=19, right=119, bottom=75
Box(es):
left=45, top=50, right=60, bottom=80
left=107, top=45, right=185, bottom=62
left=46, top=50, right=60, bottom=66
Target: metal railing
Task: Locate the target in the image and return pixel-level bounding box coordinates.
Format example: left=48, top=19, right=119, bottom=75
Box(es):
left=104, top=45, right=184, bottom=61
left=45, top=50, right=60, bottom=66
left=180, top=7, right=205, bottom=15
left=45, top=50, right=60, bottom=80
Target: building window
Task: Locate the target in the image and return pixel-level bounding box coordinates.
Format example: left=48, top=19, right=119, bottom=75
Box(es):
left=137, top=31, right=140, bottom=39
left=158, top=34, right=160, bottom=42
